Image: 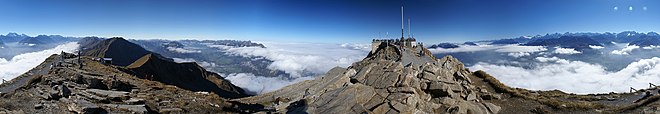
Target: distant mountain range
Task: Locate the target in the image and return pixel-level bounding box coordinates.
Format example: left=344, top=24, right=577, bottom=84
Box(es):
left=524, top=35, right=603, bottom=50
left=0, top=33, right=77, bottom=46
left=429, top=31, right=660, bottom=49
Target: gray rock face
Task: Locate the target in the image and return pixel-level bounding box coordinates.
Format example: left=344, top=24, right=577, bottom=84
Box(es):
left=67, top=99, right=100, bottom=114
left=239, top=43, right=500, bottom=114
left=103, top=104, right=148, bottom=114
left=85, top=89, right=130, bottom=101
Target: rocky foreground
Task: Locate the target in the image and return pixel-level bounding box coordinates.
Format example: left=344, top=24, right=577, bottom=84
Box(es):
left=0, top=54, right=262, bottom=113
left=0, top=39, right=659, bottom=114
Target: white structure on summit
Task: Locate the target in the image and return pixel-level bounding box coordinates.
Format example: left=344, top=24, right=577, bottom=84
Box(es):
left=371, top=5, right=421, bottom=53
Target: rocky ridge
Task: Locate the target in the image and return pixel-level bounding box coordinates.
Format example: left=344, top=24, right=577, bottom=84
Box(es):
left=0, top=54, right=253, bottom=113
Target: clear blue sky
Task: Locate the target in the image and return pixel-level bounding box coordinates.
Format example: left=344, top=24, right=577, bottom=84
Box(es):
left=0, top=0, right=658, bottom=43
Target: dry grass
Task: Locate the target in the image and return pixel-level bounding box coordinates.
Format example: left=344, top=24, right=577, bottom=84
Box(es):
left=473, top=70, right=608, bottom=110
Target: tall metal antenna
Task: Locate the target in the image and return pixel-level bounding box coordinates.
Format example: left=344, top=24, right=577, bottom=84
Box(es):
left=401, top=5, right=404, bottom=39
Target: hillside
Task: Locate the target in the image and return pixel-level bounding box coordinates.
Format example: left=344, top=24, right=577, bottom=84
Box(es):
left=0, top=54, right=259, bottom=113
left=79, top=37, right=154, bottom=66
left=126, top=53, right=248, bottom=98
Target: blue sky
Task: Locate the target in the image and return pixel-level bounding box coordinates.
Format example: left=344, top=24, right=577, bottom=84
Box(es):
left=0, top=0, right=658, bottom=43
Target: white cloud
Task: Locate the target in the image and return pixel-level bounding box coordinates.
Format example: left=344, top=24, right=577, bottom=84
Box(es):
left=428, top=44, right=547, bottom=53
left=642, top=45, right=660, bottom=49
left=470, top=56, right=660, bottom=94
left=0, top=42, right=79, bottom=84
left=507, top=52, right=530, bottom=58
left=535, top=56, right=568, bottom=63
left=172, top=58, right=216, bottom=68
left=166, top=47, right=201, bottom=53
left=589, top=45, right=604, bottom=49
left=206, top=44, right=233, bottom=50
left=340, top=43, right=372, bottom=52
left=207, top=42, right=369, bottom=78
left=611, top=45, right=640, bottom=55
left=552, top=47, right=581, bottom=54
left=223, top=73, right=313, bottom=95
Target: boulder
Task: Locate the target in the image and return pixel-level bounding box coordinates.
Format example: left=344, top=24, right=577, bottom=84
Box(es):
left=103, top=104, right=148, bottom=114
left=86, top=89, right=129, bottom=101
left=483, top=102, right=501, bottom=114
left=67, top=99, right=101, bottom=114
left=159, top=108, right=183, bottom=113
left=60, top=86, right=71, bottom=98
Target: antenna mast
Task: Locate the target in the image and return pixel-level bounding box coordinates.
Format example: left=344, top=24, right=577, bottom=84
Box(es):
left=401, top=5, right=404, bottom=39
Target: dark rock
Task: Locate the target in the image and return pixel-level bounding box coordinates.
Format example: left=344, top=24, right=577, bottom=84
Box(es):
left=60, top=85, right=71, bottom=98
left=85, top=78, right=107, bottom=90
left=34, top=104, right=43, bottom=109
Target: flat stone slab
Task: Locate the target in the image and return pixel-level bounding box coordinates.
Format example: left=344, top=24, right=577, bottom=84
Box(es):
left=67, top=99, right=100, bottom=114
left=103, top=104, right=148, bottom=114
left=86, top=89, right=129, bottom=100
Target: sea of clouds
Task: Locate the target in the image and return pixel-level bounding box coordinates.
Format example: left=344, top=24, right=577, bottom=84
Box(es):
left=471, top=56, right=660, bottom=94
left=206, top=42, right=370, bottom=94
left=0, top=42, right=79, bottom=84
left=430, top=43, right=660, bottom=94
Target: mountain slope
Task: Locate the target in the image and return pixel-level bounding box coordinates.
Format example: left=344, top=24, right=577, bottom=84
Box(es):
left=77, top=37, right=249, bottom=98
left=0, top=53, right=259, bottom=113
left=126, top=53, right=248, bottom=98
left=79, top=37, right=153, bottom=66
left=629, top=36, right=660, bottom=47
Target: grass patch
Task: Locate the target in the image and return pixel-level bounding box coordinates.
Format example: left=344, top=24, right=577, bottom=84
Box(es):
left=473, top=70, right=608, bottom=110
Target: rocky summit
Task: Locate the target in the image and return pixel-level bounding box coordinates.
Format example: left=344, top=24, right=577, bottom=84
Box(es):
left=237, top=42, right=500, bottom=113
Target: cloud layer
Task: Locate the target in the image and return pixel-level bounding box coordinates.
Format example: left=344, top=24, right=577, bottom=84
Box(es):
left=167, top=47, right=201, bottom=53
left=552, top=47, right=581, bottom=54
left=210, top=42, right=369, bottom=78
left=0, top=42, right=79, bottom=83
left=223, top=73, right=314, bottom=95
left=611, top=45, right=639, bottom=55
left=470, top=56, right=660, bottom=94
left=172, top=58, right=216, bottom=68
left=207, top=42, right=369, bottom=94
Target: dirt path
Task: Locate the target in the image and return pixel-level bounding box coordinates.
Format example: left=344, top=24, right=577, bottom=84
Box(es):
left=0, top=56, right=56, bottom=93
